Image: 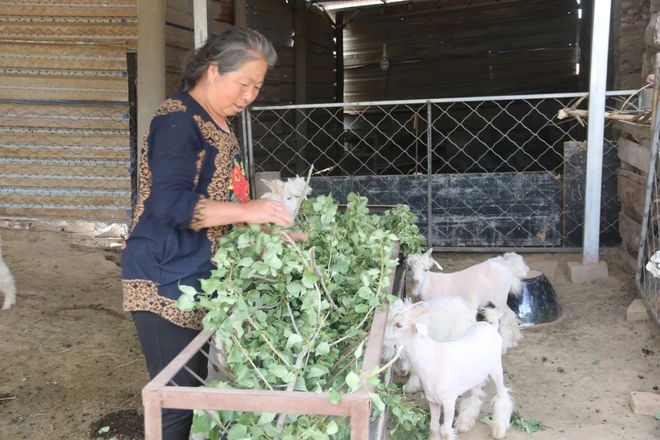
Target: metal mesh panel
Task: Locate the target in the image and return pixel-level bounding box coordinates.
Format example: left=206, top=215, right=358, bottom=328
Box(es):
left=247, top=92, right=633, bottom=249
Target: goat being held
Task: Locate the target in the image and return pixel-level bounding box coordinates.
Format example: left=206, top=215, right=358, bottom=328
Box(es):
left=406, top=249, right=529, bottom=352
left=388, top=305, right=514, bottom=440
left=383, top=296, right=477, bottom=393
left=260, top=176, right=312, bottom=225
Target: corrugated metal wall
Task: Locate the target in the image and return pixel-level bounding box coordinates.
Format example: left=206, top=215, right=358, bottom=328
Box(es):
left=0, top=0, right=333, bottom=222
left=0, top=0, right=136, bottom=221
left=343, top=0, right=582, bottom=101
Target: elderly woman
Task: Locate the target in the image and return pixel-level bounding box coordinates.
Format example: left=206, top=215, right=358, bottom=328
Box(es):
left=121, top=28, right=289, bottom=439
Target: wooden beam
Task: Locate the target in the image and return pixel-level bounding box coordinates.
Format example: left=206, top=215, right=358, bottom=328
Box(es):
left=137, top=0, right=166, bottom=156
left=193, top=0, right=208, bottom=48
left=335, top=11, right=344, bottom=102
left=234, top=0, right=247, bottom=27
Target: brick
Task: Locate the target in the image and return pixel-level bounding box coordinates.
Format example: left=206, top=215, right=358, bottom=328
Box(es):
left=630, top=391, right=660, bottom=415
left=567, top=261, right=609, bottom=284
left=626, top=298, right=649, bottom=321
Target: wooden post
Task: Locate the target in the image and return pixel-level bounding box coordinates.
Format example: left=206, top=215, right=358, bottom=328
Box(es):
left=142, top=387, right=163, bottom=440
left=137, top=0, right=166, bottom=170
left=235, top=0, right=248, bottom=27
left=350, top=400, right=371, bottom=440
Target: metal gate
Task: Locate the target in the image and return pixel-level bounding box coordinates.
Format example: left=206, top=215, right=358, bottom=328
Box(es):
left=244, top=91, right=635, bottom=249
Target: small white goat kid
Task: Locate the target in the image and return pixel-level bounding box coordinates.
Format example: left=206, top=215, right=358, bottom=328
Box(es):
left=0, top=241, right=16, bottom=310
left=383, top=296, right=477, bottom=393
left=389, top=306, right=514, bottom=440
left=406, top=249, right=529, bottom=352
left=260, top=176, right=312, bottom=224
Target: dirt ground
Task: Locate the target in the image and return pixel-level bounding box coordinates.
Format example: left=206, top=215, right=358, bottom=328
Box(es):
left=0, top=229, right=658, bottom=440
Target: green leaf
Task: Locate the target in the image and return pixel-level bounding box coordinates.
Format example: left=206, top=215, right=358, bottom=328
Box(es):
left=176, top=293, right=196, bottom=312
left=315, top=341, right=330, bottom=356
left=286, top=333, right=303, bottom=348
left=179, top=284, right=198, bottom=296
left=345, top=371, right=360, bottom=392
left=238, top=257, right=254, bottom=267
left=326, top=420, right=339, bottom=435
left=200, top=278, right=220, bottom=295
left=192, top=411, right=214, bottom=433
left=307, top=365, right=328, bottom=379
left=98, top=426, right=110, bottom=434
left=286, top=282, right=304, bottom=297
left=369, top=392, right=385, bottom=412
left=257, top=412, right=277, bottom=425
left=302, top=270, right=319, bottom=288
left=354, top=340, right=365, bottom=360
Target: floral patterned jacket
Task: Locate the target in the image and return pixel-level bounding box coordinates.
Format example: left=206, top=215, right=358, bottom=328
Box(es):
left=121, top=92, right=249, bottom=330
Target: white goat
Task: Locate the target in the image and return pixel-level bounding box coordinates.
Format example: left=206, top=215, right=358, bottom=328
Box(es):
left=406, top=248, right=529, bottom=352
left=383, top=296, right=477, bottom=393
left=388, top=306, right=514, bottom=440
left=260, top=176, right=312, bottom=224
left=0, top=241, right=16, bottom=310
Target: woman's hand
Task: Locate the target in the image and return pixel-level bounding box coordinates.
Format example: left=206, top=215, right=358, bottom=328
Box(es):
left=242, top=199, right=293, bottom=227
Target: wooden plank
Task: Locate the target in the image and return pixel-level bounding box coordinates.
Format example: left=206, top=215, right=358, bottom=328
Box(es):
left=617, top=169, right=647, bottom=224
left=0, top=3, right=136, bottom=17
left=0, top=145, right=128, bottom=161
left=0, top=192, right=130, bottom=207
left=0, top=175, right=129, bottom=190
left=0, top=74, right=128, bottom=102
left=0, top=161, right=128, bottom=178
left=0, top=42, right=128, bottom=70
left=614, top=121, right=651, bottom=145
left=0, top=131, right=129, bottom=149
left=618, top=137, right=651, bottom=174
left=0, top=21, right=137, bottom=43
left=619, top=211, right=641, bottom=258
left=0, top=103, right=129, bottom=131
left=0, top=206, right=127, bottom=221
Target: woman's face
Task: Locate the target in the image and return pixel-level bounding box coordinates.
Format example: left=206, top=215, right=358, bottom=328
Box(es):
left=205, top=58, right=268, bottom=118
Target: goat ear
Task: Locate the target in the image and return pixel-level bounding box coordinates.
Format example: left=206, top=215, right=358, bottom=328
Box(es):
left=433, top=261, right=443, bottom=271
left=424, top=247, right=434, bottom=257
left=262, top=179, right=284, bottom=194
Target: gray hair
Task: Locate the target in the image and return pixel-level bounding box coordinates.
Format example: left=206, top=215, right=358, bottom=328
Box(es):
left=180, top=27, right=277, bottom=92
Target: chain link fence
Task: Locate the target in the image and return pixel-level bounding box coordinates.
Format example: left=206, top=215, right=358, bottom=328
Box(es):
left=246, top=91, right=637, bottom=249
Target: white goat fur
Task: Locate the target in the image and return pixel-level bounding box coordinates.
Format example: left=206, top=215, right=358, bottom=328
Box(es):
left=260, top=176, right=312, bottom=223
left=0, top=241, right=16, bottom=310
left=389, top=310, right=514, bottom=440
left=406, top=249, right=529, bottom=352
left=383, top=296, right=477, bottom=393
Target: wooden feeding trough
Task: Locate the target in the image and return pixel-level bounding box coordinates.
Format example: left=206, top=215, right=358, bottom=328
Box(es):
left=142, top=245, right=405, bottom=440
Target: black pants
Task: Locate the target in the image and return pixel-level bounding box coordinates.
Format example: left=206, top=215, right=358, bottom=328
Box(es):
left=132, top=311, right=208, bottom=440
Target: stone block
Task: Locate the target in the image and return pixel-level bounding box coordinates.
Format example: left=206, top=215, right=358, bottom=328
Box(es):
left=626, top=298, right=649, bottom=321
left=567, top=260, right=609, bottom=284
left=630, top=391, right=660, bottom=415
